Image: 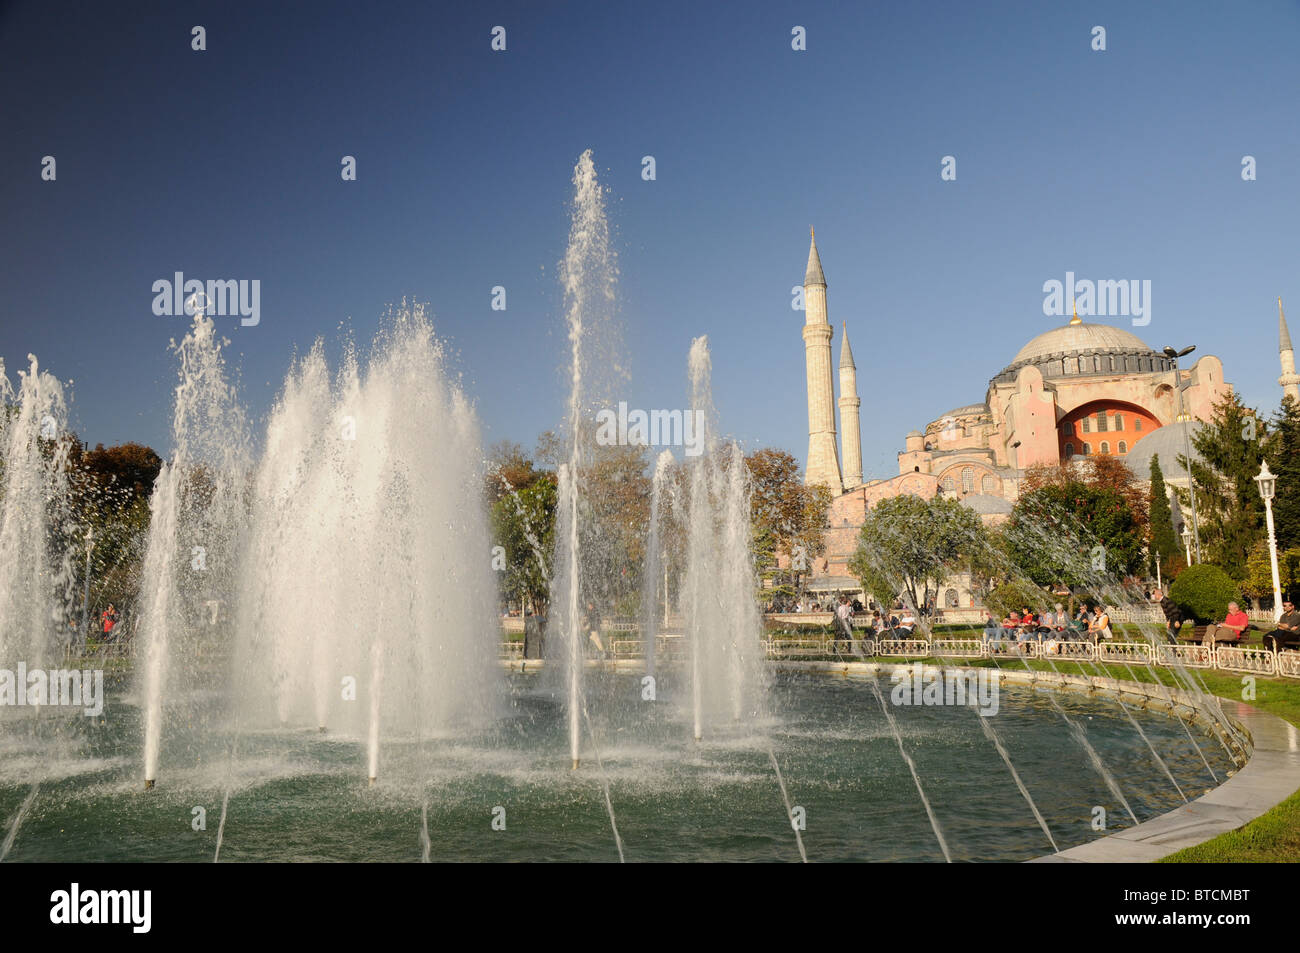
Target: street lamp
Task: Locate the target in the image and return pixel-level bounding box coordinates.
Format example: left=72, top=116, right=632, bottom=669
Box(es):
left=1255, top=461, right=1284, bottom=621
left=1180, top=524, right=1192, bottom=566
left=1163, top=345, right=1201, bottom=563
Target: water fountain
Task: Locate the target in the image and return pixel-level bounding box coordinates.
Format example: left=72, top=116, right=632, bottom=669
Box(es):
left=0, top=151, right=1253, bottom=864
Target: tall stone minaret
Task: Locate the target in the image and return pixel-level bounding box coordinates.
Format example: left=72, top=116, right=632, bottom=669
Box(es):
left=802, top=228, right=842, bottom=491
left=1279, top=298, right=1300, bottom=403
left=838, top=322, right=863, bottom=489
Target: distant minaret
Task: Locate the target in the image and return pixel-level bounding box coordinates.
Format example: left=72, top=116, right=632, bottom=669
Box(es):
left=802, top=228, right=842, bottom=491
left=1279, top=298, right=1300, bottom=403
left=838, top=322, right=863, bottom=489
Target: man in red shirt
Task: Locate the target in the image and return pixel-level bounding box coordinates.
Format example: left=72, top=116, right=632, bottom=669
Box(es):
left=101, top=603, right=119, bottom=640
left=1204, top=602, right=1249, bottom=645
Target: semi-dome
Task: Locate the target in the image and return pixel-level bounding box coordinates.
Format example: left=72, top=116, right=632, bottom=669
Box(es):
left=992, top=321, right=1168, bottom=385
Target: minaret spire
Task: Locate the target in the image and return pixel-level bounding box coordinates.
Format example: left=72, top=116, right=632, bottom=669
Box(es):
left=1279, top=297, right=1300, bottom=403
left=838, top=323, right=863, bottom=489
left=801, top=228, right=842, bottom=491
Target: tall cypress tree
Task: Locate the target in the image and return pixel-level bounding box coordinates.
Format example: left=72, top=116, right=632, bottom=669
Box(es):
left=1182, top=392, right=1267, bottom=579
left=1270, top=395, right=1300, bottom=551
left=1148, top=454, right=1179, bottom=578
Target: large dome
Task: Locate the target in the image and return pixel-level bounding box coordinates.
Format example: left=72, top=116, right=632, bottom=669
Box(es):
left=992, top=321, right=1167, bottom=385
left=1012, top=322, right=1155, bottom=365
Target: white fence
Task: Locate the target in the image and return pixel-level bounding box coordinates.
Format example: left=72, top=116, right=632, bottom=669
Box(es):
left=506, top=636, right=1300, bottom=682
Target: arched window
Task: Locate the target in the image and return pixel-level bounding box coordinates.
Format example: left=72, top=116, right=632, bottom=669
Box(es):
left=945, top=588, right=959, bottom=608
left=1096, top=411, right=1108, bottom=432
left=1134, top=418, right=1142, bottom=431
left=1100, top=441, right=1110, bottom=454
left=1114, top=413, right=1124, bottom=430
left=1118, top=440, right=1128, bottom=454
left=940, top=475, right=956, bottom=493
left=961, top=468, right=974, bottom=493
left=1064, top=442, right=1075, bottom=458
left=982, top=475, right=997, bottom=493
left=1108, top=356, right=1116, bottom=372
left=1081, top=443, right=1090, bottom=455
left=1081, top=417, right=1090, bottom=433
left=1061, top=421, right=1073, bottom=438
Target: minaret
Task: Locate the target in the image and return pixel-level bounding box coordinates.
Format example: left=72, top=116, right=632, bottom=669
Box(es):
left=802, top=228, right=842, bottom=491
left=1279, top=298, right=1300, bottom=403
left=838, top=322, right=863, bottom=489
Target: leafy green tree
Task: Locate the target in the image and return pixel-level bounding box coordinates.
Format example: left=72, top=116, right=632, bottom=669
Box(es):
left=490, top=475, right=556, bottom=614
left=1147, top=455, right=1179, bottom=579
left=848, top=494, right=984, bottom=611
left=1181, top=392, right=1267, bottom=579
left=1269, top=395, right=1300, bottom=551
left=1006, top=482, right=1145, bottom=586
left=1168, top=563, right=1240, bottom=623
left=1241, top=540, right=1300, bottom=605
left=746, top=448, right=832, bottom=602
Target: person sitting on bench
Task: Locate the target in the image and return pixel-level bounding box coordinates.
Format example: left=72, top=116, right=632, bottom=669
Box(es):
left=1203, top=602, right=1249, bottom=645
left=1086, top=605, right=1113, bottom=642
left=895, top=608, right=917, bottom=637
left=1266, top=599, right=1300, bottom=652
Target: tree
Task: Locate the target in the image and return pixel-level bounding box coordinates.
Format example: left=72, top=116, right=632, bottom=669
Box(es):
left=490, top=474, right=556, bottom=614
left=1168, top=563, right=1240, bottom=624
left=1181, top=392, right=1267, bottom=579
left=1147, top=455, right=1179, bottom=579
left=1269, top=395, right=1300, bottom=551
left=745, top=448, right=832, bottom=602
left=848, top=494, right=985, bottom=611
left=1241, top=540, right=1300, bottom=606
left=1006, top=481, right=1145, bottom=586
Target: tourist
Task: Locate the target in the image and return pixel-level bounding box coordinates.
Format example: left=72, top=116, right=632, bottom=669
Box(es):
left=1203, top=602, right=1249, bottom=646
left=895, top=608, right=916, bottom=637
left=101, top=603, right=119, bottom=641
left=1086, top=604, right=1113, bottom=642
left=982, top=611, right=1004, bottom=649
left=524, top=606, right=546, bottom=659
left=1267, top=600, right=1300, bottom=652
left=584, top=601, right=606, bottom=658
left=1153, top=588, right=1183, bottom=644
left=836, top=594, right=862, bottom=657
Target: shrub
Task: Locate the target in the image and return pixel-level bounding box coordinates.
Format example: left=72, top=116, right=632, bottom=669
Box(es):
left=1169, top=564, right=1240, bottom=623
left=986, top=579, right=1052, bottom=620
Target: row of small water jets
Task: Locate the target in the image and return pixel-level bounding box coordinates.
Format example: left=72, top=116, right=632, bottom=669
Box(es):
left=851, top=518, right=1250, bottom=861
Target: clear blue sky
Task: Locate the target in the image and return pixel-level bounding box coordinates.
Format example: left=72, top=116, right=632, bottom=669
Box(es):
left=2, top=0, right=1297, bottom=480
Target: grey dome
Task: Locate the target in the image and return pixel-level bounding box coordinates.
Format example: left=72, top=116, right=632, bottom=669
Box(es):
left=1123, top=420, right=1204, bottom=482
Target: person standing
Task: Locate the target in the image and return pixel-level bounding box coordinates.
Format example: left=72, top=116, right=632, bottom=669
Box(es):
left=584, top=601, right=606, bottom=658
left=1153, top=589, right=1183, bottom=644
left=836, top=595, right=862, bottom=658
left=524, top=606, right=546, bottom=659
left=101, top=603, right=119, bottom=641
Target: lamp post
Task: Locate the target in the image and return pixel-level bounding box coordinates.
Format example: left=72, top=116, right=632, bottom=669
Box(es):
left=81, top=526, right=93, bottom=640
left=1163, top=345, right=1201, bottom=563
left=1181, top=525, right=1192, bottom=566
left=1255, top=461, right=1284, bottom=622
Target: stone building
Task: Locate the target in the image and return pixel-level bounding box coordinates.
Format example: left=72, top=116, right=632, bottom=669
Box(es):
left=790, top=233, right=1296, bottom=605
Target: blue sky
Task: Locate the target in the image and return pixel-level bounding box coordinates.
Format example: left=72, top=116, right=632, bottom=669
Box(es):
left=2, top=0, right=1298, bottom=480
